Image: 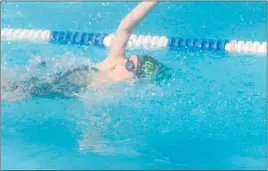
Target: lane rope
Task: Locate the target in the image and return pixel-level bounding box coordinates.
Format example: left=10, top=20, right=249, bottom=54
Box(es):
left=1, top=28, right=266, bottom=54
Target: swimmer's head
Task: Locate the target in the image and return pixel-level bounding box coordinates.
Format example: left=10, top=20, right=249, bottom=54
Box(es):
left=135, top=55, right=161, bottom=79
left=129, top=55, right=172, bottom=83
left=110, top=55, right=172, bottom=83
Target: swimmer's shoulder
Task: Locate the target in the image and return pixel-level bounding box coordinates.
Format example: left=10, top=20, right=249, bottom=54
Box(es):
left=93, top=56, right=120, bottom=71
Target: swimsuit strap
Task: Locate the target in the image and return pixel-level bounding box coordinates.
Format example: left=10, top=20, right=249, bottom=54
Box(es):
left=91, top=66, right=100, bottom=72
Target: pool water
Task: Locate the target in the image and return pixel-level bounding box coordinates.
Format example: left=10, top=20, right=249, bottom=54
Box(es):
left=1, top=2, right=267, bottom=170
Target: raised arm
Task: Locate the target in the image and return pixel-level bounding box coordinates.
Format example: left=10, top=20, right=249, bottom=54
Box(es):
left=97, top=1, right=158, bottom=70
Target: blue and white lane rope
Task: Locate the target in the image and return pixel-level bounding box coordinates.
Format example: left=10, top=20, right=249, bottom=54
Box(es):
left=1, top=28, right=267, bottom=54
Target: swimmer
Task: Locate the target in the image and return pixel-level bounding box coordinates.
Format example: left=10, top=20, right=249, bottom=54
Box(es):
left=2, top=1, right=171, bottom=102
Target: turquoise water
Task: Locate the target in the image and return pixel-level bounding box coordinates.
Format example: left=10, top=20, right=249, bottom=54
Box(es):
left=1, top=2, right=267, bottom=170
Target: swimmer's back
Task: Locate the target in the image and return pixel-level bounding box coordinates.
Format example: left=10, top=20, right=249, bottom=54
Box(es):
left=9, top=65, right=95, bottom=98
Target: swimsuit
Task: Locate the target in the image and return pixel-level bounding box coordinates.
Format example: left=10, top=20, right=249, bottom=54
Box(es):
left=8, top=66, right=99, bottom=98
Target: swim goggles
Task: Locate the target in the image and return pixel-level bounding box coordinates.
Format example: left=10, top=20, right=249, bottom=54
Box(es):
left=125, top=59, right=136, bottom=72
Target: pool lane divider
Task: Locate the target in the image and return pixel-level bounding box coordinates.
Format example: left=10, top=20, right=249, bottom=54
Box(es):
left=1, top=28, right=267, bottom=54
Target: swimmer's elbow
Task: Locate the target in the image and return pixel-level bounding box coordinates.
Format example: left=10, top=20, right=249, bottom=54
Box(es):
left=118, top=18, right=134, bottom=33
left=116, top=27, right=131, bottom=40
left=117, top=26, right=129, bottom=34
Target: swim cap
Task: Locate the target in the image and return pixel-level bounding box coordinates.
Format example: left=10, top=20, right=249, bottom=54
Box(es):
left=135, top=55, right=172, bottom=82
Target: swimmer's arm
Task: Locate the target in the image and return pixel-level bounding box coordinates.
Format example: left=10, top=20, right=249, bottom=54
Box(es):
left=109, top=1, right=158, bottom=59
left=99, top=1, right=158, bottom=67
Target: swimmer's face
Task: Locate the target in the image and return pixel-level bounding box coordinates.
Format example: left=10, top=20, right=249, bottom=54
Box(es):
left=109, top=55, right=138, bottom=82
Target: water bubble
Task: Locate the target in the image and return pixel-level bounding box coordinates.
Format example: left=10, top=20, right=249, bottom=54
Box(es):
left=243, top=81, right=254, bottom=87
left=239, top=15, right=244, bottom=21
left=236, top=90, right=243, bottom=94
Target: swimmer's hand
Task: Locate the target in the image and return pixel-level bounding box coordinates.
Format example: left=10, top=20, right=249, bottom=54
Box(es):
left=100, top=1, right=158, bottom=67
